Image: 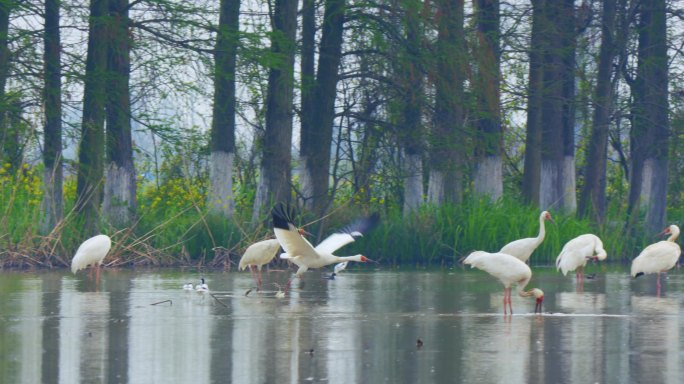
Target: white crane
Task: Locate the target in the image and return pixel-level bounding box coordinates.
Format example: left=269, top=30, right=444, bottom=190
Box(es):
left=71, top=234, right=112, bottom=284
left=272, top=203, right=379, bottom=293
left=463, top=251, right=544, bottom=315
left=499, top=211, right=553, bottom=263
left=238, top=238, right=282, bottom=289
left=556, top=234, right=607, bottom=283
left=631, top=224, right=681, bottom=296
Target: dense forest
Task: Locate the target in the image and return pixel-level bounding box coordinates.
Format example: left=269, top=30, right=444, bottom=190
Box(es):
left=0, top=0, right=683, bottom=267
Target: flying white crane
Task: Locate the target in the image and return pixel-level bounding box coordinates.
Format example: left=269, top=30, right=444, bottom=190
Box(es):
left=463, top=251, right=544, bottom=315
left=238, top=224, right=310, bottom=289
left=272, top=203, right=379, bottom=293
left=631, top=224, right=681, bottom=296
left=499, top=211, right=553, bottom=263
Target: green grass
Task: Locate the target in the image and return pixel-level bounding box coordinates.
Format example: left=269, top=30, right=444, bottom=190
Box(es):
left=0, top=166, right=671, bottom=268
left=353, top=197, right=644, bottom=266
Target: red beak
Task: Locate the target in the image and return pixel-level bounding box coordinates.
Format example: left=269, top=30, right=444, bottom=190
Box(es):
left=660, top=228, right=670, bottom=236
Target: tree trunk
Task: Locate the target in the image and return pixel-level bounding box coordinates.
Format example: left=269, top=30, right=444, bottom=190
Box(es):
left=400, top=0, right=424, bottom=213
left=208, top=0, right=239, bottom=217
left=0, top=1, right=15, bottom=167
left=428, top=0, right=464, bottom=205
left=41, top=0, right=64, bottom=234
left=252, top=0, right=298, bottom=222
left=578, top=0, right=616, bottom=223
left=352, top=88, right=381, bottom=205
left=298, top=0, right=345, bottom=214
left=104, top=0, right=136, bottom=228
left=560, top=0, right=577, bottom=213
left=472, top=0, right=502, bottom=201
left=298, top=0, right=315, bottom=208
left=76, top=0, right=109, bottom=235
left=628, top=0, right=668, bottom=232
left=521, top=0, right=544, bottom=205
left=539, top=0, right=564, bottom=211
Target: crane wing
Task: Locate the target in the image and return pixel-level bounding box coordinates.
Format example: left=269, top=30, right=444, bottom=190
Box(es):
left=272, top=203, right=319, bottom=260
left=315, top=213, right=379, bottom=255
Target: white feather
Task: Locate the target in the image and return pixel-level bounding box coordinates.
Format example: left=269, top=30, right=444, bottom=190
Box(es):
left=631, top=225, right=681, bottom=277
left=71, top=234, right=112, bottom=274
left=555, top=234, right=606, bottom=276
left=239, top=239, right=281, bottom=271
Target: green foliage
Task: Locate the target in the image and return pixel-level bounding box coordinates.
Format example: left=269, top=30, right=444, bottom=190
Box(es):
left=0, top=163, right=42, bottom=244
left=352, top=197, right=634, bottom=266
left=0, top=161, right=666, bottom=269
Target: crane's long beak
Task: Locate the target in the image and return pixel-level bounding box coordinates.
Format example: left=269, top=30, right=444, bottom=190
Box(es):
left=535, top=297, right=543, bottom=314
left=361, top=255, right=379, bottom=263
left=656, top=228, right=670, bottom=238
left=298, top=228, right=313, bottom=237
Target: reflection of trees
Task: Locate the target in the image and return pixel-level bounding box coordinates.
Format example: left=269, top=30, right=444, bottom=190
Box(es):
left=41, top=274, right=61, bottom=384
left=324, top=275, right=360, bottom=384
left=7, top=270, right=684, bottom=383
left=355, top=272, right=467, bottom=383
left=463, top=316, right=531, bottom=383
left=128, top=276, right=212, bottom=383
left=556, top=292, right=606, bottom=383
left=106, top=271, right=131, bottom=384
left=58, top=282, right=110, bottom=382
left=19, top=279, right=43, bottom=383
left=271, top=276, right=331, bottom=383
left=210, top=277, right=234, bottom=381
left=630, top=296, right=679, bottom=383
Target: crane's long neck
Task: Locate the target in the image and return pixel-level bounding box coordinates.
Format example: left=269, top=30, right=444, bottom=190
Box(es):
left=337, top=254, right=365, bottom=262
left=516, top=277, right=531, bottom=297
left=668, top=227, right=680, bottom=242
left=534, top=214, right=546, bottom=246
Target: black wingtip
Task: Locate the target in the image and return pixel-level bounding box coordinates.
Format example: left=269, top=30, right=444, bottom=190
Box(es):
left=272, top=202, right=296, bottom=230
left=635, top=272, right=644, bottom=278
left=342, top=212, right=380, bottom=237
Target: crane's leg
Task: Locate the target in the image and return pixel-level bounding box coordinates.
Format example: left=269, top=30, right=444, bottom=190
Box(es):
left=656, top=272, right=662, bottom=296
left=284, top=277, right=293, bottom=294
left=249, top=265, right=258, bottom=287
left=95, top=264, right=101, bottom=285
left=503, top=288, right=512, bottom=315
left=257, top=268, right=263, bottom=290
left=502, top=289, right=507, bottom=315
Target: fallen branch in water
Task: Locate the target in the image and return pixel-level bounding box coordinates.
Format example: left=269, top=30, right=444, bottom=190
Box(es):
left=210, top=293, right=228, bottom=307
left=150, top=299, right=173, bottom=306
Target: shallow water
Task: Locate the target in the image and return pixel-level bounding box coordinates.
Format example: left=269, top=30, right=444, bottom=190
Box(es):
left=0, top=266, right=683, bottom=383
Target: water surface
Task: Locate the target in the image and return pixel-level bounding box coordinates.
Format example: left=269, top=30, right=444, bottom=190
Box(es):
left=0, top=266, right=683, bottom=383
